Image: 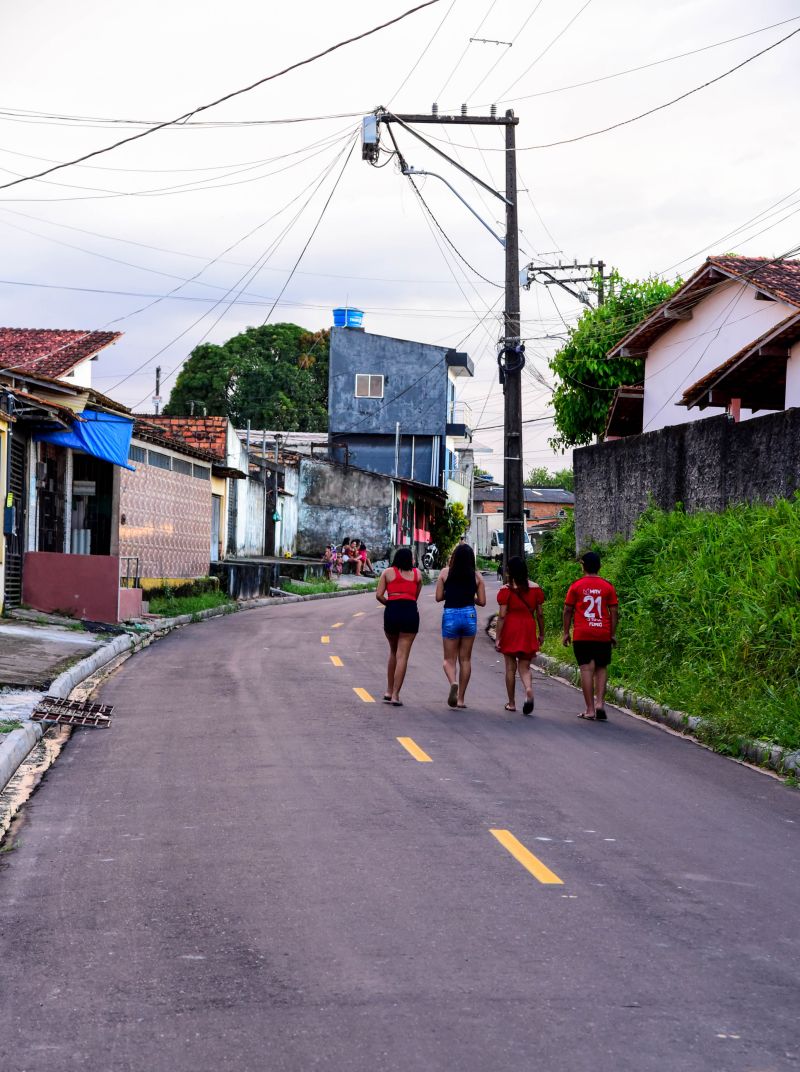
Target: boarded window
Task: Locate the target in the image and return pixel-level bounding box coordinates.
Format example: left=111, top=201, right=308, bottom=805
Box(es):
left=193, top=464, right=211, bottom=480
left=172, top=457, right=193, bottom=477
left=128, top=444, right=146, bottom=464
left=148, top=449, right=171, bottom=470
left=355, top=374, right=384, bottom=398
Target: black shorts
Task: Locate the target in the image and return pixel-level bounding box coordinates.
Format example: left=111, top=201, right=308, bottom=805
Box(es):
left=384, top=600, right=420, bottom=636
left=573, top=640, right=612, bottom=668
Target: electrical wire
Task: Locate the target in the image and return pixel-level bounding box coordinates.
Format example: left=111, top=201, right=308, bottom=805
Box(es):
left=436, top=0, right=498, bottom=101
left=463, top=2, right=545, bottom=103
left=389, top=0, right=458, bottom=103
left=0, top=0, right=440, bottom=192
left=494, top=0, right=595, bottom=102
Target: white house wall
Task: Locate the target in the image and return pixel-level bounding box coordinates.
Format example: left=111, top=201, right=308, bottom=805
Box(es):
left=278, top=463, right=299, bottom=556
left=642, top=281, right=793, bottom=433
left=243, top=474, right=267, bottom=556
left=786, top=340, right=800, bottom=409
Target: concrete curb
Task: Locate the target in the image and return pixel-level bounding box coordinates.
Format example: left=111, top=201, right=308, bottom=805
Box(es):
left=533, top=652, right=800, bottom=778
left=0, top=584, right=377, bottom=793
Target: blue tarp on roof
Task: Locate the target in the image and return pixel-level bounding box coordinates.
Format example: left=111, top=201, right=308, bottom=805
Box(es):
left=34, top=408, right=135, bottom=471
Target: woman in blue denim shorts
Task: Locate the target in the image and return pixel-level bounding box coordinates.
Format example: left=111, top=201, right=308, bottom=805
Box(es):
left=434, top=543, right=487, bottom=708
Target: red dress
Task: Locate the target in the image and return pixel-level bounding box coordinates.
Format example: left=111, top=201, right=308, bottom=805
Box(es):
left=497, top=584, right=545, bottom=656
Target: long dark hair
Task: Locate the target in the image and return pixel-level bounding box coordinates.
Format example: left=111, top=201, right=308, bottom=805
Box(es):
left=392, top=546, right=414, bottom=571
left=447, top=542, right=476, bottom=586
left=506, top=555, right=529, bottom=590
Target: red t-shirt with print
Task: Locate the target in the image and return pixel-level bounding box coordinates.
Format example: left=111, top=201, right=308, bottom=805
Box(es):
left=564, top=576, right=618, bottom=641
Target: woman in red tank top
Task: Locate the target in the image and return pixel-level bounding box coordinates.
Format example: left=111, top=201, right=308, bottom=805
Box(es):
left=376, top=546, right=422, bottom=706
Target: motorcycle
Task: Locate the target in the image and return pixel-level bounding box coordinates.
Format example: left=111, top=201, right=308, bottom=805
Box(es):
left=421, top=541, right=438, bottom=570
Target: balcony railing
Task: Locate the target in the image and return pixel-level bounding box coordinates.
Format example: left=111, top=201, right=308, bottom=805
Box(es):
left=443, top=468, right=470, bottom=488
left=447, top=400, right=473, bottom=428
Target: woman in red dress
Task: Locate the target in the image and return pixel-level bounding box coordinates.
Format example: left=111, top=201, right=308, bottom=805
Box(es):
left=494, top=555, right=545, bottom=716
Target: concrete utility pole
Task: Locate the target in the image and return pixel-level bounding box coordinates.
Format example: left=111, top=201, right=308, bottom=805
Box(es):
left=153, top=366, right=161, bottom=415
left=365, top=107, right=524, bottom=561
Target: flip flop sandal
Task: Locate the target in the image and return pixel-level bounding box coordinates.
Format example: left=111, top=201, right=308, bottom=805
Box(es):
left=578, top=712, right=597, bottom=720
left=522, top=696, right=534, bottom=716
left=391, top=699, right=404, bottom=706
left=595, top=708, right=607, bottom=721
left=382, top=694, right=392, bottom=704
left=447, top=683, right=458, bottom=708
left=504, top=703, right=516, bottom=712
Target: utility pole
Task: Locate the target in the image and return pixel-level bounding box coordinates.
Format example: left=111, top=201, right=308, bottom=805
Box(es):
left=153, top=366, right=161, bottom=415
left=521, top=259, right=608, bottom=307
left=502, top=111, right=524, bottom=563
left=365, top=106, right=524, bottom=561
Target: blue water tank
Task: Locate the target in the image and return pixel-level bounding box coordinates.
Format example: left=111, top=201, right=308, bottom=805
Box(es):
left=333, top=307, right=364, bottom=328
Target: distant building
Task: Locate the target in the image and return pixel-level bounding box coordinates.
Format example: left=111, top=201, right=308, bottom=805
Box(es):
left=327, top=326, right=474, bottom=510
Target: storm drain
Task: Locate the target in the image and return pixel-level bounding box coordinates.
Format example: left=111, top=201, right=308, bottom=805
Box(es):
left=31, top=697, right=114, bottom=728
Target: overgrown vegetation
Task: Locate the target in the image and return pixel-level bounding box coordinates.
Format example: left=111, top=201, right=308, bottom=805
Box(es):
left=0, top=721, right=23, bottom=735
left=429, top=502, right=469, bottom=567
left=280, top=579, right=378, bottom=595
left=530, top=499, right=800, bottom=752
left=147, top=591, right=233, bottom=616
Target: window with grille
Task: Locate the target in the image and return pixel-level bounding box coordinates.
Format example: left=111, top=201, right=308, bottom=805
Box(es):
left=355, top=374, right=384, bottom=398
left=148, top=449, right=171, bottom=470
left=172, top=457, right=193, bottom=476
left=128, top=444, right=146, bottom=464
left=193, top=464, right=211, bottom=480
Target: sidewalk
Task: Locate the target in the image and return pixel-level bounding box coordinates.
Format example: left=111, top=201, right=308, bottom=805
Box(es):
left=0, top=621, right=104, bottom=691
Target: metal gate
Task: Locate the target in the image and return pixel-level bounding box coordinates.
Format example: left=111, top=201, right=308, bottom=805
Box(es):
left=4, top=432, right=27, bottom=608
left=211, top=494, right=221, bottom=562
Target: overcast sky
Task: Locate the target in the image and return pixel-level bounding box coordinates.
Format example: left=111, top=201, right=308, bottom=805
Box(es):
left=2, top=0, right=798, bottom=478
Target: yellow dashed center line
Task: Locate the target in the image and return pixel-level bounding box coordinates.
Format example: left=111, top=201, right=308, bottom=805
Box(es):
left=321, top=636, right=330, bottom=644
left=490, top=829, right=564, bottom=885
left=397, top=737, right=432, bottom=763
left=352, top=612, right=365, bottom=617
left=332, top=622, right=344, bottom=628
left=353, top=687, right=375, bottom=703
left=330, top=655, right=343, bottom=667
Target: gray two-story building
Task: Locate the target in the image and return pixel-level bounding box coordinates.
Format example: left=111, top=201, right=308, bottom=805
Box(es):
left=327, top=325, right=474, bottom=507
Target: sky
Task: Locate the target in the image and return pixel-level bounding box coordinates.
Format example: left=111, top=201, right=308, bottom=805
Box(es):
left=1, top=0, right=798, bottom=480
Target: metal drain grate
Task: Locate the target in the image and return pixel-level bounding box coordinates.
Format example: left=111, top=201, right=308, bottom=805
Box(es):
left=31, top=696, right=114, bottom=728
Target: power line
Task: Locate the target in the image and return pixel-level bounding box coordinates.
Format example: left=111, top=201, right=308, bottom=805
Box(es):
left=495, top=0, right=595, bottom=102
left=0, top=1, right=440, bottom=192
left=389, top=0, right=458, bottom=103
left=436, top=0, right=498, bottom=100
left=464, top=1, right=545, bottom=102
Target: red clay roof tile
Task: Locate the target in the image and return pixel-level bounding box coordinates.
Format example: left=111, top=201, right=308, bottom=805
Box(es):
left=0, top=328, right=121, bottom=378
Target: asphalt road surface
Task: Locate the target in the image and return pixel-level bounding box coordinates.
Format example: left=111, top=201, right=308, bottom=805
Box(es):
left=1, top=583, right=799, bottom=1072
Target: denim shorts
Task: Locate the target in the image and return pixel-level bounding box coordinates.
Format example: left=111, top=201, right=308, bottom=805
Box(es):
left=441, top=605, right=477, bottom=639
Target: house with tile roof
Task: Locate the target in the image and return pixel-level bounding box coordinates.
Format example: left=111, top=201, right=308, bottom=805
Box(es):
left=0, top=328, right=120, bottom=388
left=604, top=255, right=800, bottom=438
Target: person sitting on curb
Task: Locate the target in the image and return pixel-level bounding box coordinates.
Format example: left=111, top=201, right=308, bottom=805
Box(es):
left=562, top=551, right=619, bottom=721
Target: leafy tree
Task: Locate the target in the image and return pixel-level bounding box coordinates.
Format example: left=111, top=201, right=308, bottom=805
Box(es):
left=164, top=323, right=330, bottom=431
left=473, top=465, right=494, bottom=481
left=548, top=271, right=681, bottom=450
left=429, top=501, right=469, bottom=567
left=524, top=466, right=574, bottom=492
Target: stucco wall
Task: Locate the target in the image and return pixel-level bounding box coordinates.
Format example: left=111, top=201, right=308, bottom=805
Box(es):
left=296, top=457, right=391, bottom=558
left=243, top=472, right=267, bottom=556
left=119, top=459, right=212, bottom=579
left=642, top=282, right=793, bottom=433
left=329, top=328, right=449, bottom=436
left=786, top=341, right=800, bottom=409
left=278, top=462, right=299, bottom=555
left=574, top=407, right=800, bottom=548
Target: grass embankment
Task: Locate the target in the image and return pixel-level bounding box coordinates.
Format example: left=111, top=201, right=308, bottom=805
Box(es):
left=0, top=721, right=23, bottom=735
left=530, top=497, right=800, bottom=752
left=147, top=591, right=234, bottom=616
left=280, top=579, right=378, bottom=595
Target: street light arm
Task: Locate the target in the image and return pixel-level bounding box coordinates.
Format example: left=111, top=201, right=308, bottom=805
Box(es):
left=403, top=166, right=506, bottom=248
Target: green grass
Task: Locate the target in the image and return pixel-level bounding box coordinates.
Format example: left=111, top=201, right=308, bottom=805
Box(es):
left=280, top=579, right=378, bottom=595
left=0, top=721, right=23, bottom=734
left=530, top=497, right=800, bottom=753
left=148, top=591, right=234, bottom=616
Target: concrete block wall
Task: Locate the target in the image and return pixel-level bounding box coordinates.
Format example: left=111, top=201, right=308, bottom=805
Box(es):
left=574, top=407, right=800, bottom=548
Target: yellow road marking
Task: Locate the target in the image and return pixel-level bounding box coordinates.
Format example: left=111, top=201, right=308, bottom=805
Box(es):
left=321, top=635, right=330, bottom=644
left=352, top=612, right=365, bottom=617
left=332, top=622, right=344, bottom=628
left=397, top=737, right=432, bottom=763
left=330, top=656, right=343, bottom=667
left=353, top=687, right=375, bottom=703
left=490, top=829, right=564, bottom=885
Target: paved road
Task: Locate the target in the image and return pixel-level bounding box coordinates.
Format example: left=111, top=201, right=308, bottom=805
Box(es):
left=1, top=584, right=799, bottom=1072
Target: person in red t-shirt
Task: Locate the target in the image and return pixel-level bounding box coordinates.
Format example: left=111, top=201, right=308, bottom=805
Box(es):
left=562, top=551, right=619, bottom=721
